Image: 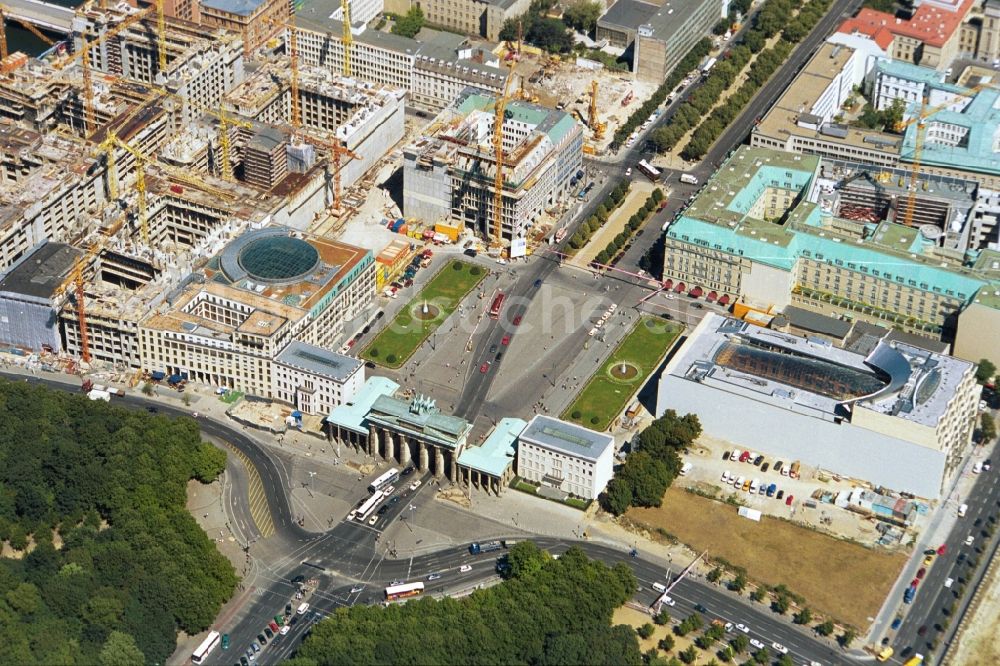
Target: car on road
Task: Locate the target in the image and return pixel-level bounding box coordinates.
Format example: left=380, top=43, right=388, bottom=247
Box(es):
left=661, top=596, right=676, bottom=606
left=377, top=505, right=389, bottom=515
left=222, top=633, right=230, bottom=650
left=390, top=579, right=405, bottom=586
left=512, top=315, right=522, bottom=325
left=368, top=515, right=378, bottom=526
left=460, top=564, right=473, bottom=572
left=749, top=638, right=764, bottom=650
left=291, top=575, right=305, bottom=584
left=958, top=552, right=966, bottom=562
left=876, top=646, right=894, bottom=662
left=240, top=657, right=249, bottom=666
left=771, top=642, right=788, bottom=655
left=409, top=480, right=422, bottom=491
left=350, top=585, right=365, bottom=594
left=489, top=344, right=497, bottom=354
left=626, top=167, right=632, bottom=177
left=966, top=535, right=975, bottom=546
left=390, top=496, right=401, bottom=504
left=924, top=554, right=934, bottom=565
left=146, top=406, right=158, bottom=413
left=735, top=623, right=750, bottom=634
left=891, top=617, right=902, bottom=630
left=916, top=567, right=926, bottom=579
left=917, top=625, right=928, bottom=636
left=495, top=352, right=503, bottom=361
left=480, top=362, right=490, bottom=373
left=694, top=603, right=708, bottom=613
left=937, top=544, right=947, bottom=555
left=501, top=335, right=511, bottom=345
left=280, top=626, right=290, bottom=636
left=986, top=458, right=993, bottom=470
left=402, top=466, right=414, bottom=476
left=427, top=573, right=442, bottom=581
left=723, top=622, right=733, bottom=632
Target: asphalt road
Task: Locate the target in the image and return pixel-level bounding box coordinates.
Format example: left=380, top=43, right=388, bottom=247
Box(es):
left=3, top=372, right=855, bottom=665
left=890, top=452, right=1000, bottom=662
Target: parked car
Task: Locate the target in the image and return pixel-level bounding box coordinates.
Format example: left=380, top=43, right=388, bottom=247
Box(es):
left=761, top=462, right=769, bottom=472
left=774, top=461, right=783, bottom=473
left=937, top=544, right=947, bottom=555
left=502, top=335, right=511, bottom=345
left=891, top=617, right=902, bottom=630
left=776, top=490, right=785, bottom=500
left=924, top=554, right=934, bottom=565
left=753, top=455, right=764, bottom=466
left=489, top=344, right=498, bottom=354
left=916, top=567, right=926, bottom=579
left=739, top=451, right=751, bottom=463
left=723, top=451, right=731, bottom=461
left=786, top=494, right=794, bottom=506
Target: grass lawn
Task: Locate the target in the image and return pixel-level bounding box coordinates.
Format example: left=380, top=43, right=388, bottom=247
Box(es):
left=361, top=260, right=485, bottom=369
left=627, top=486, right=906, bottom=627
left=562, top=316, right=680, bottom=431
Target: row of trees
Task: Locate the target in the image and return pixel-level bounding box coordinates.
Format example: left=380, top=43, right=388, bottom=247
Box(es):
left=612, top=38, right=713, bottom=148
left=568, top=180, right=631, bottom=250
left=290, top=543, right=643, bottom=666
left=601, top=410, right=702, bottom=515
left=0, top=379, right=235, bottom=664
left=675, top=0, right=834, bottom=160
left=593, top=189, right=665, bottom=267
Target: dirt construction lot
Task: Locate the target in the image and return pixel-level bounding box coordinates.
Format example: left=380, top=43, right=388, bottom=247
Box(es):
left=628, top=487, right=907, bottom=627
left=949, top=560, right=1000, bottom=665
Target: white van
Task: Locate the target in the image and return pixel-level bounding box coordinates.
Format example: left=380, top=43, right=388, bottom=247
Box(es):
left=735, top=475, right=745, bottom=488
left=680, top=462, right=693, bottom=476
left=974, top=461, right=983, bottom=474
left=749, top=479, right=759, bottom=493
left=297, top=602, right=310, bottom=616
left=959, top=503, right=968, bottom=517
left=652, top=582, right=667, bottom=593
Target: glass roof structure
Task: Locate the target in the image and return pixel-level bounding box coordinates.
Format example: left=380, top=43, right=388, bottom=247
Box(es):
left=237, top=235, right=320, bottom=284
left=713, top=339, right=887, bottom=401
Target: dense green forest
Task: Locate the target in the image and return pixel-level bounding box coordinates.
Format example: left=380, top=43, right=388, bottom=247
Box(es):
left=0, top=379, right=235, bottom=664
left=290, top=543, right=642, bottom=666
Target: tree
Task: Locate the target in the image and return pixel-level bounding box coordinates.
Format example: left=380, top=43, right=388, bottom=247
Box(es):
left=528, top=17, right=574, bottom=53
left=793, top=607, right=812, bottom=624
left=772, top=594, right=791, bottom=615
left=838, top=628, right=857, bottom=648
left=679, top=645, right=698, bottom=664
left=707, top=566, right=723, bottom=583
left=654, top=608, right=672, bottom=625
left=777, top=655, right=794, bottom=666
left=658, top=634, right=675, bottom=651
left=882, top=98, right=906, bottom=133
left=981, top=412, right=997, bottom=444
left=506, top=540, right=546, bottom=578
left=99, top=631, right=145, bottom=666
left=596, top=205, right=610, bottom=222
left=562, top=0, right=602, bottom=32
left=731, top=634, right=749, bottom=654
left=752, top=646, right=770, bottom=664
left=392, top=6, right=425, bottom=38
left=977, top=358, right=997, bottom=384
left=600, top=477, right=633, bottom=515
left=730, top=571, right=747, bottom=593
left=815, top=619, right=835, bottom=636
left=638, top=622, right=656, bottom=639
left=141, top=381, right=154, bottom=396
left=749, top=587, right=767, bottom=603
left=712, top=18, right=731, bottom=34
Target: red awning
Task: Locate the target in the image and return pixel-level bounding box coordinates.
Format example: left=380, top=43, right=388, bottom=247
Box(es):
left=674, top=282, right=686, bottom=293
left=663, top=279, right=673, bottom=289
left=718, top=294, right=731, bottom=305
left=689, top=286, right=703, bottom=298
left=707, top=291, right=718, bottom=302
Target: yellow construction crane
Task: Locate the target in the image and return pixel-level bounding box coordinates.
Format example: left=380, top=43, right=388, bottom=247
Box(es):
left=491, top=64, right=516, bottom=246
left=98, top=130, right=150, bottom=244
left=341, top=0, right=352, bottom=77
left=215, top=105, right=252, bottom=182
left=0, top=5, right=56, bottom=60
left=589, top=79, right=605, bottom=140
left=264, top=17, right=302, bottom=131
left=303, top=132, right=360, bottom=212
left=895, top=84, right=990, bottom=226
left=155, top=0, right=167, bottom=71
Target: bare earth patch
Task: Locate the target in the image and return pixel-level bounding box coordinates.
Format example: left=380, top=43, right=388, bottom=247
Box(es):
left=627, top=486, right=906, bottom=627
left=949, top=561, right=1000, bottom=665
left=613, top=605, right=709, bottom=663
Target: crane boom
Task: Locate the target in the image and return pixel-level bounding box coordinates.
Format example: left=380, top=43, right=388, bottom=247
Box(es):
left=303, top=132, right=360, bottom=212
left=156, top=0, right=167, bottom=71
left=491, top=64, right=516, bottom=245
left=289, top=19, right=300, bottom=130
left=341, top=0, right=352, bottom=77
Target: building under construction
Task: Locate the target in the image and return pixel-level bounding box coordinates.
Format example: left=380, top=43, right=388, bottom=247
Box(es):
left=403, top=87, right=583, bottom=242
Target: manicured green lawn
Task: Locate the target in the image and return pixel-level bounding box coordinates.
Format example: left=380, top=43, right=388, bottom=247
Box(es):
left=361, top=260, right=486, bottom=369
left=562, top=316, right=681, bottom=431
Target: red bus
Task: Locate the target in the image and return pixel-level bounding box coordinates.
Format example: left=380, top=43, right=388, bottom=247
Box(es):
left=489, top=292, right=506, bottom=319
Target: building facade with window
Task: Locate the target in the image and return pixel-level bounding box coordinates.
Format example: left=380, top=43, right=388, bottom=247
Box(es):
left=273, top=341, right=364, bottom=416
left=516, top=415, right=615, bottom=500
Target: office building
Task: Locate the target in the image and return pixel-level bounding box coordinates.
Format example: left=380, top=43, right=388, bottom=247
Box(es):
left=516, top=415, right=615, bottom=500
left=656, top=314, right=980, bottom=498
left=273, top=340, right=365, bottom=416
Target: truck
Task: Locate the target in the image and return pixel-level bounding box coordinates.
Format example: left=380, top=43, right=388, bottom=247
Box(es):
left=469, top=540, right=503, bottom=555
left=88, top=389, right=111, bottom=402
left=701, top=57, right=717, bottom=75
left=789, top=461, right=801, bottom=479
left=679, top=173, right=699, bottom=185
left=554, top=227, right=567, bottom=243
left=903, top=582, right=917, bottom=604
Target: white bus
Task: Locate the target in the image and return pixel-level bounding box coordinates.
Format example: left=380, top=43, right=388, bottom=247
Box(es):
left=637, top=159, right=661, bottom=181
left=368, top=468, right=400, bottom=494
left=385, top=582, right=424, bottom=602
left=352, top=490, right=387, bottom=522
left=679, top=173, right=699, bottom=185
left=191, top=630, right=221, bottom=665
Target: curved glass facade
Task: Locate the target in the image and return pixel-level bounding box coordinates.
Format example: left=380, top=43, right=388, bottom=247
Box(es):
left=713, top=339, right=887, bottom=400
